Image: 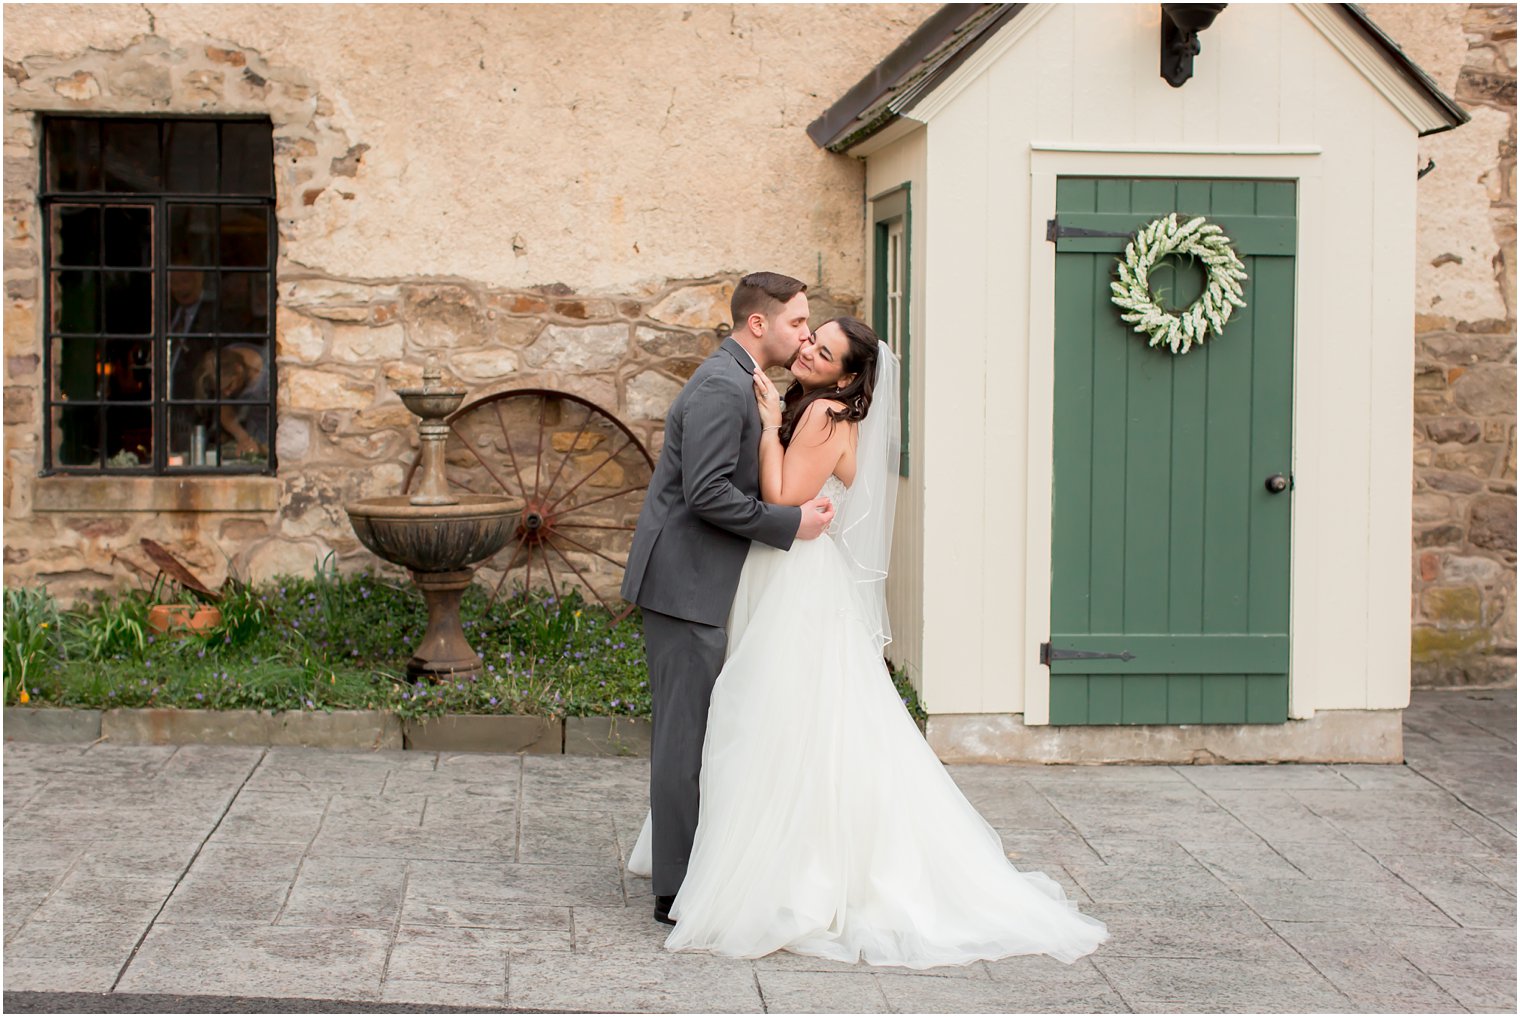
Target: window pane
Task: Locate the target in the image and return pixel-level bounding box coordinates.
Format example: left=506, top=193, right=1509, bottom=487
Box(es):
left=221, top=122, right=273, bottom=195
left=50, top=336, right=100, bottom=402
left=165, top=121, right=218, bottom=193
left=102, top=339, right=153, bottom=401
left=167, top=271, right=216, bottom=334
left=166, top=405, right=217, bottom=467
left=169, top=204, right=217, bottom=266
left=219, top=271, right=268, bottom=334
left=168, top=337, right=217, bottom=399
left=220, top=207, right=269, bottom=267
left=52, top=270, right=100, bottom=333
left=46, top=119, right=101, bottom=192
left=105, top=406, right=153, bottom=468
left=102, top=270, right=152, bottom=335
left=54, top=405, right=101, bottom=467
left=102, top=206, right=152, bottom=267
left=222, top=407, right=270, bottom=464
left=101, top=121, right=161, bottom=192
left=52, top=206, right=100, bottom=267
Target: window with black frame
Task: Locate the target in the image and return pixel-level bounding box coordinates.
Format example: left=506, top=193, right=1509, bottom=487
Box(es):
left=42, top=116, right=275, bottom=474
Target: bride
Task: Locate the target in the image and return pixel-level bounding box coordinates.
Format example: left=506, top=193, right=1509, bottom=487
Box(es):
left=629, top=317, right=1108, bottom=968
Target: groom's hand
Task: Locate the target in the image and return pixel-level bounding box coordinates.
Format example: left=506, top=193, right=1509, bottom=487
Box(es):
left=796, top=497, right=835, bottom=540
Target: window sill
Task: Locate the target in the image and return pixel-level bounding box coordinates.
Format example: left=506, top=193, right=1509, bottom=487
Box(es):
left=33, top=475, right=280, bottom=514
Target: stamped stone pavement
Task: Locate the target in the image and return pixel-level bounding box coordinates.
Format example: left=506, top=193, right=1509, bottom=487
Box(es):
left=3, top=689, right=1514, bottom=1014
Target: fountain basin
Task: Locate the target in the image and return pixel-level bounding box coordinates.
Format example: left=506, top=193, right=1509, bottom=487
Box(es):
left=346, top=494, right=521, bottom=573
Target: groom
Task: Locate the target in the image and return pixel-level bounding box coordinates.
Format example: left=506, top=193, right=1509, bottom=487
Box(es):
left=622, top=271, right=836, bottom=925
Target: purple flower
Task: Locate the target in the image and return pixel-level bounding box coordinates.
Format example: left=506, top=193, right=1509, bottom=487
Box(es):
left=488, top=697, right=498, bottom=706
left=195, top=693, right=205, bottom=701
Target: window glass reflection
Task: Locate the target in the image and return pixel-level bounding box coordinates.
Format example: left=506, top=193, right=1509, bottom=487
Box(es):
left=52, top=206, right=100, bottom=267
left=105, top=406, right=153, bottom=468
left=52, top=270, right=100, bottom=333
left=169, top=204, right=217, bottom=266
left=221, top=122, right=274, bottom=195
left=103, top=271, right=153, bottom=335
left=102, top=339, right=153, bottom=402
left=219, top=271, right=267, bottom=333
left=219, top=207, right=268, bottom=267
left=167, top=271, right=216, bottom=334
left=168, top=337, right=216, bottom=400
left=51, top=336, right=99, bottom=402
left=165, top=121, right=217, bottom=193
left=103, top=207, right=152, bottom=267
left=101, top=121, right=161, bottom=192
left=54, top=405, right=101, bottom=467
left=47, top=120, right=100, bottom=192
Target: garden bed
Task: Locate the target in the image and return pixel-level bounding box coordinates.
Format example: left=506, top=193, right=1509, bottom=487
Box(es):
left=3, top=564, right=927, bottom=751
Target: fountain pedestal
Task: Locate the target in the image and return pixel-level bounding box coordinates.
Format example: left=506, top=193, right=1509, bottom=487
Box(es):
left=345, top=358, right=521, bottom=681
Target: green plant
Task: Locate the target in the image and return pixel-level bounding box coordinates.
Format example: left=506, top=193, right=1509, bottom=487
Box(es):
left=62, top=585, right=157, bottom=661
left=3, top=586, right=61, bottom=705
left=890, top=662, right=927, bottom=723
left=211, top=573, right=266, bottom=650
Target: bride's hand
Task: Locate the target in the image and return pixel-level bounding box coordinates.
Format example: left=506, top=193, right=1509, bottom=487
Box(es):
left=753, top=369, right=783, bottom=428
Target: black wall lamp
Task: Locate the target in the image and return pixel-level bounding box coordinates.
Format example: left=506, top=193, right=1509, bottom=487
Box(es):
left=1160, top=4, right=1227, bottom=87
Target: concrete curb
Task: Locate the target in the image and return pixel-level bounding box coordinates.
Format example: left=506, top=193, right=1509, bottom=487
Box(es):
left=4, top=707, right=651, bottom=756
left=403, top=714, right=563, bottom=754
left=3, top=706, right=102, bottom=743
left=564, top=716, right=651, bottom=757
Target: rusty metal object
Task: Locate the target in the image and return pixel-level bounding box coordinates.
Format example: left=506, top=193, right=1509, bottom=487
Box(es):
left=401, top=388, right=654, bottom=614
left=139, top=538, right=220, bottom=601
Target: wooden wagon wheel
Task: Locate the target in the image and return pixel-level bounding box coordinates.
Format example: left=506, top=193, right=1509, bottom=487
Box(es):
left=402, top=388, right=655, bottom=616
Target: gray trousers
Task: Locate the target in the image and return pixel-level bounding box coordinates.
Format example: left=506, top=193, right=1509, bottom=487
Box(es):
left=642, top=606, right=728, bottom=897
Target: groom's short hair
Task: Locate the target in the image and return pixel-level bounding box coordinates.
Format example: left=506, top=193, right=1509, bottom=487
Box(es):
left=732, top=272, right=807, bottom=327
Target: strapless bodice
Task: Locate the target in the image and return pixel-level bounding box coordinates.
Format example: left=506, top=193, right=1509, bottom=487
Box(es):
left=817, top=474, right=850, bottom=535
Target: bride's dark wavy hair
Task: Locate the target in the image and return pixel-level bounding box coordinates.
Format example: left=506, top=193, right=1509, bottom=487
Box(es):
left=779, top=317, right=880, bottom=447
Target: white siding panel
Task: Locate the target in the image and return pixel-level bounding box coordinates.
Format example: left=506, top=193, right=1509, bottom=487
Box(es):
left=1300, top=38, right=1379, bottom=709
left=1365, top=108, right=1418, bottom=711
left=921, top=77, right=991, bottom=715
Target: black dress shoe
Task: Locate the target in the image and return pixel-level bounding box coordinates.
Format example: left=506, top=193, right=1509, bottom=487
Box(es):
left=654, top=894, right=676, bottom=926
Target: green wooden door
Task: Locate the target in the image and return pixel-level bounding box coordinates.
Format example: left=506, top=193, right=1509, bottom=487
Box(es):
left=1049, top=178, right=1295, bottom=726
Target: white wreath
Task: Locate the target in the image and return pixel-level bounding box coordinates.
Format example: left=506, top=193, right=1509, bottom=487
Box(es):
left=1109, top=213, right=1248, bottom=355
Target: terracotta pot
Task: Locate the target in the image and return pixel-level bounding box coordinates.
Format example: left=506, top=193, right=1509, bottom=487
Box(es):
left=147, top=604, right=223, bottom=636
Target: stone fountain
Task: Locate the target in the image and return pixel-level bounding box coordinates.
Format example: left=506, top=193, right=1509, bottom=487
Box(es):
left=345, top=357, right=521, bottom=681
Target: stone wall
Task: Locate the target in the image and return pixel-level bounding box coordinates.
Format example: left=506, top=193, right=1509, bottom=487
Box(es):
left=0, top=5, right=931, bottom=600
left=1375, top=5, right=1517, bottom=687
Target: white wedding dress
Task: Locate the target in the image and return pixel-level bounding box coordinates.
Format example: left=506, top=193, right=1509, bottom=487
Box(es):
left=628, top=474, right=1109, bottom=968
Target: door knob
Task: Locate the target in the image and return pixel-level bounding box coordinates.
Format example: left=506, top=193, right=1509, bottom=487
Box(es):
left=1265, top=473, right=1288, bottom=494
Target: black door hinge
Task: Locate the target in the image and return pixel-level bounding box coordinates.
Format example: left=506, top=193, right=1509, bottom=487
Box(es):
left=1040, top=642, right=1137, bottom=666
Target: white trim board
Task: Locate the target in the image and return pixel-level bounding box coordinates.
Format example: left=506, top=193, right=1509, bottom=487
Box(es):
left=1292, top=3, right=1463, bottom=137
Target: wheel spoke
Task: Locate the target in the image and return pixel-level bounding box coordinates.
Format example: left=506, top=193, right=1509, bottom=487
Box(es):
left=489, top=533, right=530, bottom=604
left=552, top=485, right=648, bottom=519
left=541, top=434, right=638, bottom=513
left=543, top=537, right=616, bottom=615
left=549, top=528, right=628, bottom=571
left=493, top=400, right=532, bottom=502
left=539, top=403, right=594, bottom=509
left=540, top=542, right=562, bottom=602
left=531, top=396, right=550, bottom=500
left=524, top=536, right=535, bottom=595
left=554, top=522, right=637, bottom=531
left=455, top=421, right=525, bottom=501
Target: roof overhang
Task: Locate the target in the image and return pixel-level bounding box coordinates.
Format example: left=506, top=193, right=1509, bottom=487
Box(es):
left=807, top=3, right=1469, bottom=157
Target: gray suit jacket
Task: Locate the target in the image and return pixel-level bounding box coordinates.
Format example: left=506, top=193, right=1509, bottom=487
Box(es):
left=621, top=338, right=801, bottom=626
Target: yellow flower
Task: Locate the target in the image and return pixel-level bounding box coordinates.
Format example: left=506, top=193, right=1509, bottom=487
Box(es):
left=574, top=610, right=582, bottom=619
left=18, top=688, right=29, bottom=704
